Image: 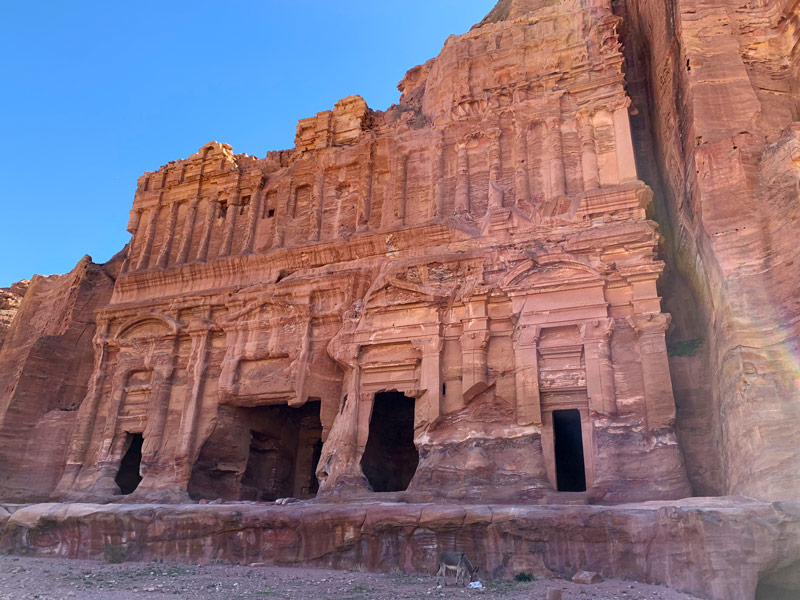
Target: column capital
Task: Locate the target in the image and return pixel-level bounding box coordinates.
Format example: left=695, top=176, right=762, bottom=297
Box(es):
left=513, top=323, right=541, bottom=346
left=580, top=317, right=615, bottom=341
left=627, top=313, right=671, bottom=336
left=411, top=336, right=443, bottom=356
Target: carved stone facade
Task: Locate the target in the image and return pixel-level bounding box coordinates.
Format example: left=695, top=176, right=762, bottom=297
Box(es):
left=40, top=0, right=689, bottom=504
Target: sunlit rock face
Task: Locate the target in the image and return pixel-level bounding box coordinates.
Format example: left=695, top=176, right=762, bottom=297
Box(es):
left=616, top=0, right=800, bottom=503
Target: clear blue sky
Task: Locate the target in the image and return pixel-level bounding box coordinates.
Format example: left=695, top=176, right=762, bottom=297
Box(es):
left=0, top=1, right=492, bottom=287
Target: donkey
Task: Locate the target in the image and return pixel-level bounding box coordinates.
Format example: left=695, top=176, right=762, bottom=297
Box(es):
left=436, top=551, right=480, bottom=587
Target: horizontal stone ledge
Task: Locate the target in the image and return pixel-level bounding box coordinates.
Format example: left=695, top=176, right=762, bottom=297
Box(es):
left=1, top=497, right=798, bottom=600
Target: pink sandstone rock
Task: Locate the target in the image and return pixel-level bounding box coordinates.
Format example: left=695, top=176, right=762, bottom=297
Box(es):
left=0, top=497, right=798, bottom=600
left=1, top=0, right=800, bottom=598
left=615, top=0, right=800, bottom=503
left=0, top=279, right=29, bottom=350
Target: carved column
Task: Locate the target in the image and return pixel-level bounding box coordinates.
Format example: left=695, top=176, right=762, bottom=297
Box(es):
left=513, top=117, right=530, bottom=206
left=488, top=126, right=504, bottom=209
left=629, top=313, right=674, bottom=430
left=140, top=353, right=177, bottom=477
left=136, top=203, right=161, bottom=271
left=243, top=188, right=262, bottom=254
left=528, top=123, right=548, bottom=202
left=578, top=110, right=600, bottom=191
left=176, top=198, right=199, bottom=264
left=219, top=190, right=239, bottom=257
left=393, top=153, right=407, bottom=225
left=454, top=142, right=470, bottom=213
left=312, top=170, right=325, bottom=241
left=460, top=296, right=490, bottom=400
left=156, top=200, right=180, bottom=268
left=176, top=317, right=211, bottom=480
left=581, top=318, right=617, bottom=415
left=513, top=324, right=542, bottom=426
left=356, top=141, right=373, bottom=229
left=57, top=319, right=111, bottom=491
left=195, top=197, right=216, bottom=262
left=97, top=369, right=131, bottom=464
left=547, top=118, right=567, bottom=198
left=432, top=134, right=445, bottom=217
left=613, top=105, right=638, bottom=182
left=412, top=337, right=443, bottom=431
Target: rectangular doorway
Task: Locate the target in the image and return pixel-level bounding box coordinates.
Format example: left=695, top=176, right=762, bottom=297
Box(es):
left=361, top=391, right=419, bottom=492
left=115, top=432, right=143, bottom=495
left=240, top=400, right=323, bottom=500
left=552, top=409, right=587, bottom=492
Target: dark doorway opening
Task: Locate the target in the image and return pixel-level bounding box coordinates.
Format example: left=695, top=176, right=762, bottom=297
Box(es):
left=756, top=579, right=800, bottom=599
left=240, top=400, right=322, bottom=501
left=553, top=409, right=586, bottom=492
left=361, top=391, right=419, bottom=492
left=115, top=432, right=143, bottom=494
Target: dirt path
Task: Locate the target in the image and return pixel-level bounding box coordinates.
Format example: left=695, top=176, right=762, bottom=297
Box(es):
left=0, top=555, right=700, bottom=600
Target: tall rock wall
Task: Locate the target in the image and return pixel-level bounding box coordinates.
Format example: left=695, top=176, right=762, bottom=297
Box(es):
left=0, top=256, right=120, bottom=501
left=617, top=0, right=800, bottom=501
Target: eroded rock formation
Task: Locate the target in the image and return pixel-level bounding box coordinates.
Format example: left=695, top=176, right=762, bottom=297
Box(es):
left=0, top=280, right=29, bottom=350
left=616, top=0, right=800, bottom=502
left=0, top=256, right=120, bottom=501
left=1, top=498, right=798, bottom=600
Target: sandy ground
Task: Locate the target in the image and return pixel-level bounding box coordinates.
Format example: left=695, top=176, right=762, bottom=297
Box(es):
left=0, top=555, right=702, bottom=600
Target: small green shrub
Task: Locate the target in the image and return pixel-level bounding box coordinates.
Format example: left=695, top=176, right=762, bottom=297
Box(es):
left=103, top=544, right=127, bottom=564
left=667, top=337, right=704, bottom=357
left=514, top=572, right=535, bottom=582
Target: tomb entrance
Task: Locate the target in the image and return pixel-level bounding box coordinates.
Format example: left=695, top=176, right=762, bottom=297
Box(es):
left=361, top=391, right=419, bottom=492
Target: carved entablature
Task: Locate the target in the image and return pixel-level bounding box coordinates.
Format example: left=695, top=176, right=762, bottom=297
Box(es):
left=218, top=296, right=312, bottom=407
left=359, top=343, right=422, bottom=396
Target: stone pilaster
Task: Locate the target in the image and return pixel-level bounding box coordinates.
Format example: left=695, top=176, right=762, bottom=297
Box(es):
left=176, top=199, right=199, bottom=264
left=488, top=126, right=504, bottom=209
left=581, top=318, right=617, bottom=415
left=578, top=110, right=600, bottom=191
left=156, top=201, right=180, bottom=268
left=356, top=142, right=373, bottom=229
left=460, top=297, right=490, bottom=400
left=219, top=190, right=239, bottom=257
left=455, top=142, right=470, bottom=213
left=513, top=116, right=530, bottom=206
left=513, top=324, right=542, bottom=425
left=629, top=313, right=674, bottom=430
left=412, top=336, right=443, bottom=430
left=195, top=197, right=216, bottom=262
left=547, top=117, right=566, bottom=199
left=393, top=153, right=407, bottom=225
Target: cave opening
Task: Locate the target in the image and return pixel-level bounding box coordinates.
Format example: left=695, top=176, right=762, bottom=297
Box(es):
left=553, top=409, right=586, bottom=492
left=115, top=432, right=143, bottom=495
left=361, top=391, right=419, bottom=492
left=240, top=400, right=322, bottom=501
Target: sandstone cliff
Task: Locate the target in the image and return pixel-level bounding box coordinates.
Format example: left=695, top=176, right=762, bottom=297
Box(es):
left=616, top=0, right=800, bottom=502
left=0, top=280, right=29, bottom=350
left=0, top=254, right=122, bottom=501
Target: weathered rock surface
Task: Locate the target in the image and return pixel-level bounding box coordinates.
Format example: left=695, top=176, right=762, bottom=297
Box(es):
left=0, top=255, right=121, bottom=502
left=0, top=498, right=798, bottom=600
left=616, top=0, right=800, bottom=501
left=0, top=280, right=29, bottom=350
